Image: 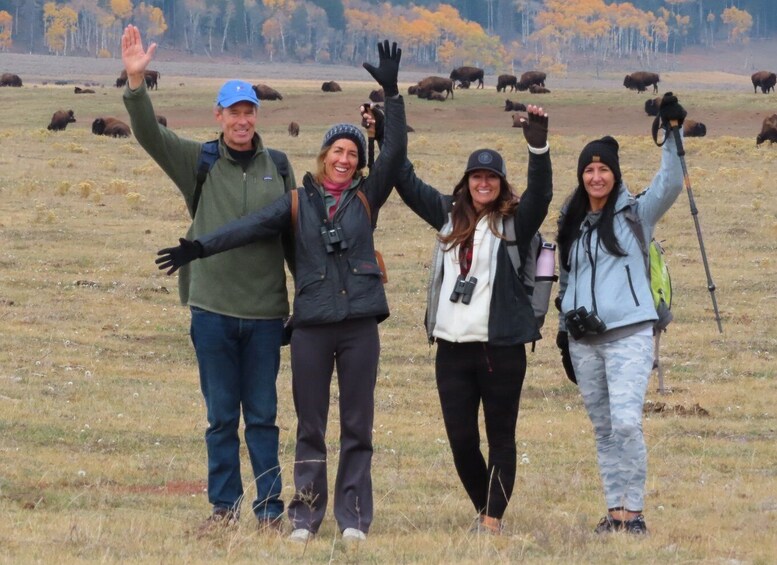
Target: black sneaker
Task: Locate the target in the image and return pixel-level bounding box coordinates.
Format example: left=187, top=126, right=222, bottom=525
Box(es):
left=594, top=514, right=623, bottom=534
left=624, top=514, right=648, bottom=535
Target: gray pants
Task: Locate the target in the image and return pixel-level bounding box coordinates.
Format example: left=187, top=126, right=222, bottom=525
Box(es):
left=287, top=317, right=379, bottom=534
left=569, top=334, right=653, bottom=511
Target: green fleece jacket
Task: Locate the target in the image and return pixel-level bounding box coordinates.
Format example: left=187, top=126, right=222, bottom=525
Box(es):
left=123, top=81, right=296, bottom=318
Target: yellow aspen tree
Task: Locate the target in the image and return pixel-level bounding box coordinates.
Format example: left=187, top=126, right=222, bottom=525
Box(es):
left=98, top=12, right=118, bottom=55
left=398, top=16, right=437, bottom=65
left=111, top=0, right=133, bottom=22
left=43, top=2, right=79, bottom=55
left=706, top=12, right=716, bottom=47
left=0, top=10, right=12, bottom=51
left=262, top=17, right=281, bottom=61
left=263, top=0, right=296, bottom=12
left=437, top=39, right=456, bottom=68
left=135, top=2, right=168, bottom=40
left=721, top=6, right=752, bottom=44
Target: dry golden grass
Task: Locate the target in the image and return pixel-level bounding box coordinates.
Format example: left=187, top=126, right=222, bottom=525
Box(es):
left=1, top=73, right=776, bottom=564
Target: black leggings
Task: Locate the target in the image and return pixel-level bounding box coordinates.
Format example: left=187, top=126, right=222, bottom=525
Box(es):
left=435, top=340, right=526, bottom=519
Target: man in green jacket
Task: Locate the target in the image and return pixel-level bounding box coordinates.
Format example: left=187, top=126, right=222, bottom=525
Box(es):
left=121, top=24, right=295, bottom=534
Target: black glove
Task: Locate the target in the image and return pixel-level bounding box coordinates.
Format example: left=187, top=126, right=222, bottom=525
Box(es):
left=360, top=102, right=385, bottom=144
left=659, top=92, right=686, bottom=129
left=363, top=39, right=401, bottom=97
left=556, top=331, right=577, bottom=385
left=155, top=238, right=203, bottom=275
left=519, top=110, right=549, bottom=149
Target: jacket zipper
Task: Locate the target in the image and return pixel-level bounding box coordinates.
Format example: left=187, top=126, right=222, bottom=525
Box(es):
left=242, top=171, right=247, bottom=213
left=625, top=265, right=640, bottom=306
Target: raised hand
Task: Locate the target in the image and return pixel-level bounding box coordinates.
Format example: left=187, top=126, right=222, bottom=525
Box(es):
left=518, top=104, right=549, bottom=149
left=155, top=238, right=203, bottom=275
left=121, top=25, right=156, bottom=88
left=362, top=40, right=401, bottom=97
left=658, top=92, right=687, bottom=129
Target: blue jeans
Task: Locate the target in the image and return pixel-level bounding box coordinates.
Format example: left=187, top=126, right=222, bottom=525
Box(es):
left=190, top=306, right=284, bottom=520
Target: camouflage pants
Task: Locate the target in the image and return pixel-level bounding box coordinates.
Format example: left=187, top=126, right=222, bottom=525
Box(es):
left=569, top=334, right=653, bottom=511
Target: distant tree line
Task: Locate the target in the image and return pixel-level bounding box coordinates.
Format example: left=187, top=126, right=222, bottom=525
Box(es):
left=0, top=0, right=774, bottom=69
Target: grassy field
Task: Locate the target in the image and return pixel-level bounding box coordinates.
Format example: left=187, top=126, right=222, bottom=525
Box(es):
left=1, top=71, right=776, bottom=564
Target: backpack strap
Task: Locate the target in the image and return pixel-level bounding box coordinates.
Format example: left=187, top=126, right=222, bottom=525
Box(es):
left=622, top=201, right=650, bottom=272
left=290, top=189, right=299, bottom=229
left=353, top=189, right=387, bottom=282
left=192, top=142, right=291, bottom=218
left=503, top=216, right=522, bottom=277
left=192, top=139, right=220, bottom=218
left=266, top=148, right=290, bottom=185
left=354, top=190, right=374, bottom=227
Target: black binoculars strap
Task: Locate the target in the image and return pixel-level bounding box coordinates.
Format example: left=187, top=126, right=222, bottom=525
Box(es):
left=305, top=185, right=332, bottom=228
left=575, top=228, right=601, bottom=315
left=589, top=241, right=600, bottom=315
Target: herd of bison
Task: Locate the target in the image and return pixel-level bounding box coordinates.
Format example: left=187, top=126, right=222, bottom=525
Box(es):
left=1, top=66, right=776, bottom=145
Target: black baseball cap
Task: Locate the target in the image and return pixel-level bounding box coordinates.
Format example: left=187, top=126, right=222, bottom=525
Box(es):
left=464, top=149, right=507, bottom=179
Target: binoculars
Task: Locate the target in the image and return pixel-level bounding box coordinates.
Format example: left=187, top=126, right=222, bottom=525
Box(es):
left=320, top=223, right=348, bottom=253
left=564, top=306, right=607, bottom=339
left=450, top=274, right=477, bottom=305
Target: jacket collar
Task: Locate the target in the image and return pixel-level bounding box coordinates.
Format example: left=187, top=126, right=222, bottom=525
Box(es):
left=218, top=132, right=264, bottom=159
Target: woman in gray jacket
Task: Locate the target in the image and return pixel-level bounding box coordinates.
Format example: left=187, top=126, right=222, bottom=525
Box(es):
left=556, top=93, right=687, bottom=535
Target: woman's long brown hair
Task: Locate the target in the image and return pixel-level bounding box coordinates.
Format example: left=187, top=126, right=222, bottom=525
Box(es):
left=439, top=173, right=519, bottom=251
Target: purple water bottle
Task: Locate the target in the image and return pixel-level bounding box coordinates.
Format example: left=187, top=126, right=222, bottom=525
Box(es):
left=536, top=241, right=556, bottom=279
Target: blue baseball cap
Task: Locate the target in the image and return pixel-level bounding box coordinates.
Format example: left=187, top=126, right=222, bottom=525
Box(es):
left=216, top=80, right=260, bottom=108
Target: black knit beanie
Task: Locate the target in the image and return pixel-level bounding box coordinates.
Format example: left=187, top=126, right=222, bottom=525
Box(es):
left=577, top=136, right=621, bottom=187
left=321, top=123, right=367, bottom=170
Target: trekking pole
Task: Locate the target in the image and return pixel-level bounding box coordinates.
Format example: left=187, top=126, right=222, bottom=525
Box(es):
left=670, top=122, right=723, bottom=333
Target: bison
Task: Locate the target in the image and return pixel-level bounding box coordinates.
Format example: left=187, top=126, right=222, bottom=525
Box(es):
left=423, top=91, right=447, bottom=102
left=48, top=109, right=76, bottom=131
left=412, top=76, right=454, bottom=100
left=497, top=74, right=518, bottom=93
left=156, top=114, right=167, bottom=127
left=756, top=114, right=777, bottom=145
left=529, top=84, right=550, bottom=94
left=74, top=86, right=95, bottom=94
left=644, top=97, right=661, bottom=116
left=751, top=70, right=776, bottom=94
left=683, top=120, right=707, bottom=137
left=144, top=70, right=160, bottom=89
left=624, top=72, right=660, bottom=93
left=504, top=100, right=526, bottom=112
left=92, top=117, right=131, bottom=138
left=0, top=73, right=22, bottom=87
left=252, top=83, right=283, bottom=100
left=288, top=121, right=300, bottom=137
left=368, top=88, right=384, bottom=102
left=450, top=66, right=484, bottom=89
left=321, top=80, right=342, bottom=92
left=116, top=69, right=159, bottom=89
left=516, top=71, right=546, bottom=92
left=455, top=80, right=471, bottom=89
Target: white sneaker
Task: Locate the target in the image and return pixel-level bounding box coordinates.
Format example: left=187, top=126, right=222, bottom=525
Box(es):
left=342, top=527, right=367, bottom=542
left=288, top=528, right=313, bottom=542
